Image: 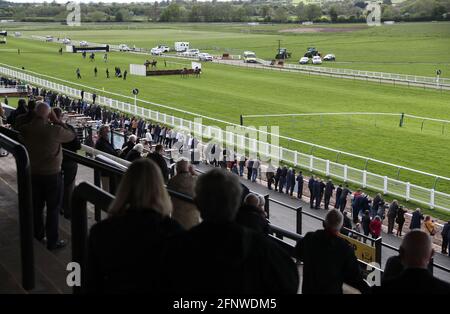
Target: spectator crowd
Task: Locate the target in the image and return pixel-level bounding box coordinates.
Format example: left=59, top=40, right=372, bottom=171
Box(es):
left=1, top=76, right=450, bottom=294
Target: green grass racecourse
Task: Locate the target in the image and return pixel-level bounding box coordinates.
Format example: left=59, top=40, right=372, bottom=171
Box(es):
left=15, top=21, right=450, bottom=77
left=1, top=27, right=450, bottom=196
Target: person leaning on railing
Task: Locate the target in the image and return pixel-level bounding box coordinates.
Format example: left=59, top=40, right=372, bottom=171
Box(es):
left=294, top=209, right=370, bottom=294
left=373, top=230, right=450, bottom=294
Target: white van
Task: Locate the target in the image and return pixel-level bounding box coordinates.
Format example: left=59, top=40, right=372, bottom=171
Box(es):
left=243, top=51, right=257, bottom=63
left=175, top=42, right=189, bottom=52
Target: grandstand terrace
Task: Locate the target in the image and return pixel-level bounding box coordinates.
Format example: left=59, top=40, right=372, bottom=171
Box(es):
left=0, top=82, right=449, bottom=297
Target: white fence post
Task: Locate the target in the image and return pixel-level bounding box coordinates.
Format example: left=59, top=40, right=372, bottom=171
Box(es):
left=344, top=165, right=348, bottom=182
left=294, top=151, right=298, bottom=166
left=430, top=189, right=435, bottom=209
left=383, top=176, right=388, bottom=195
left=406, top=182, right=410, bottom=201
left=326, top=160, right=330, bottom=177
left=309, top=155, right=313, bottom=171
left=362, top=170, right=367, bottom=188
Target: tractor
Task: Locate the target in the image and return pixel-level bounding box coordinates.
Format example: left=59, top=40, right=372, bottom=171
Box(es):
left=275, top=48, right=291, bottom=60
left=304, top=47, right=320, bottom=58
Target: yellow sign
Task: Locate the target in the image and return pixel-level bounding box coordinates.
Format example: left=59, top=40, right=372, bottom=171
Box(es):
left=338, top=233, right=377, bottom=264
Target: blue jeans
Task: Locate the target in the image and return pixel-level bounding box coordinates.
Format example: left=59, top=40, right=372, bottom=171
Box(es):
left=239, top=165, right=244, bottom=176
left=251, top=169, right=258, bottom=182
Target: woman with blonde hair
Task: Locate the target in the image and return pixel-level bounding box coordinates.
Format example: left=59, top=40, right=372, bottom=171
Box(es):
left=87, top=158, right=183, bottom=293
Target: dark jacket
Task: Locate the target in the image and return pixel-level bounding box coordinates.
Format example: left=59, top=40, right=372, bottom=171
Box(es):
left=296, top=175, right=303, bottom=187
left=382, top=255, right=404, bottom=283
left=335, top=187, right=343, bottom=201
left=313, top=180, right=321, bottom=196
left=373, top=268, right=450, bottom=294
left=163, top=222, right=299, bottom=294
left=325, top=182, right=335, bottom=197
left=295, top=229, right=369, bottom=294
left=409, top=211, right=424, bottom=229
left=319, top=181, right=326, bottom=195
left=387, top=203, right=399, bottom=219
left=308, top=178, right=315, bottom=191
left=396, top=207, right=406, bottom=224
left=147, top=152, right=169, bottom=182
left=7, top=104, right=27, bottom=127
left=125, top=149, right=141, bottom=162
left=340, top=188, right=351, bottom=200
left=120, top=140, right=134, bottom=159
left=94, top=137, right=118, bottom=156
left=235, top=204, right=269, bottom=235
left=275, top=167, right=282, bottom=180
left=442, top=222, right=450, bottom=239
left=353, top=195, right=365, bottom=211
left=87, top=208, right=183, bottom=293
left=341, top=215, right=353, bottom=236
left=372, top=195, right=382, bottom=211
left=361, top=213, right=371, bottom=234
left=61, top=124, right=81, bottom=174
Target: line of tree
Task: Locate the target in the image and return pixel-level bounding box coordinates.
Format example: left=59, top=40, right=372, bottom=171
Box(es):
left=0, top=0, right=448, bottom=23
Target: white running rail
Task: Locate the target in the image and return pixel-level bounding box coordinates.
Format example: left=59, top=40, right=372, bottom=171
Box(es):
left=1, top=65, right=450, bottom=212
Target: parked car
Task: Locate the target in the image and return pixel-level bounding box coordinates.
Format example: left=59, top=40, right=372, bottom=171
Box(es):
left=79, top=41, right=88, bottom=47
left=198, top=53, right=213, bottom=61
left=14, top=32, right=22, bottom=37
left=118, top=44, right=131, bottom=51
left=182, top=49, right=200, bottom=57
left=243, top=51, right=257, bottom=63
left=323, top=54, right=336, bottom=61
left=299, top=57, right=309, bottom=64
left=156, top=45, right=170, bottom=52
left=62, top=38, right=71, bottom=45
left=45, top=35, right=53, bottom=42
left=312, top=56, right=322, bottom=64
left=151, top=47, right=164, bottom=55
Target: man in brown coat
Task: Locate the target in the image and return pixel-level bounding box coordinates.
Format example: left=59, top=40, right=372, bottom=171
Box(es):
left=167, top=158, right=200, bottom=229
left=20, top=102, right=75, bottom=250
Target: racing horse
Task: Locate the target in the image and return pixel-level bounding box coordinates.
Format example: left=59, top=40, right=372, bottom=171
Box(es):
left=193, top=67, right=201, bottom=78
left=180, top=67, right=189, bottom=78
left=144, top=59, right=157, bottom=69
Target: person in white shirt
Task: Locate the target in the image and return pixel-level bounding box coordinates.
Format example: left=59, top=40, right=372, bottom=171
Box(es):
left=145, top=130, right=153, bottom=144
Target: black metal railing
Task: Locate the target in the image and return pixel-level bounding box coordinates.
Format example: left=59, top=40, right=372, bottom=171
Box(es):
left=268, top=197, right=383, bottom=265
left=0, top=127, right=34, bottom=290
left=268, top=222, right=385, bottom=288
left=71, top=182, right=114, bottom=294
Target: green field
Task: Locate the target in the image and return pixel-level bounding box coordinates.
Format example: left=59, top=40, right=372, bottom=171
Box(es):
left=13, top=21, right=450, bottom=77
left=1, top=23, right=450, bottom=196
